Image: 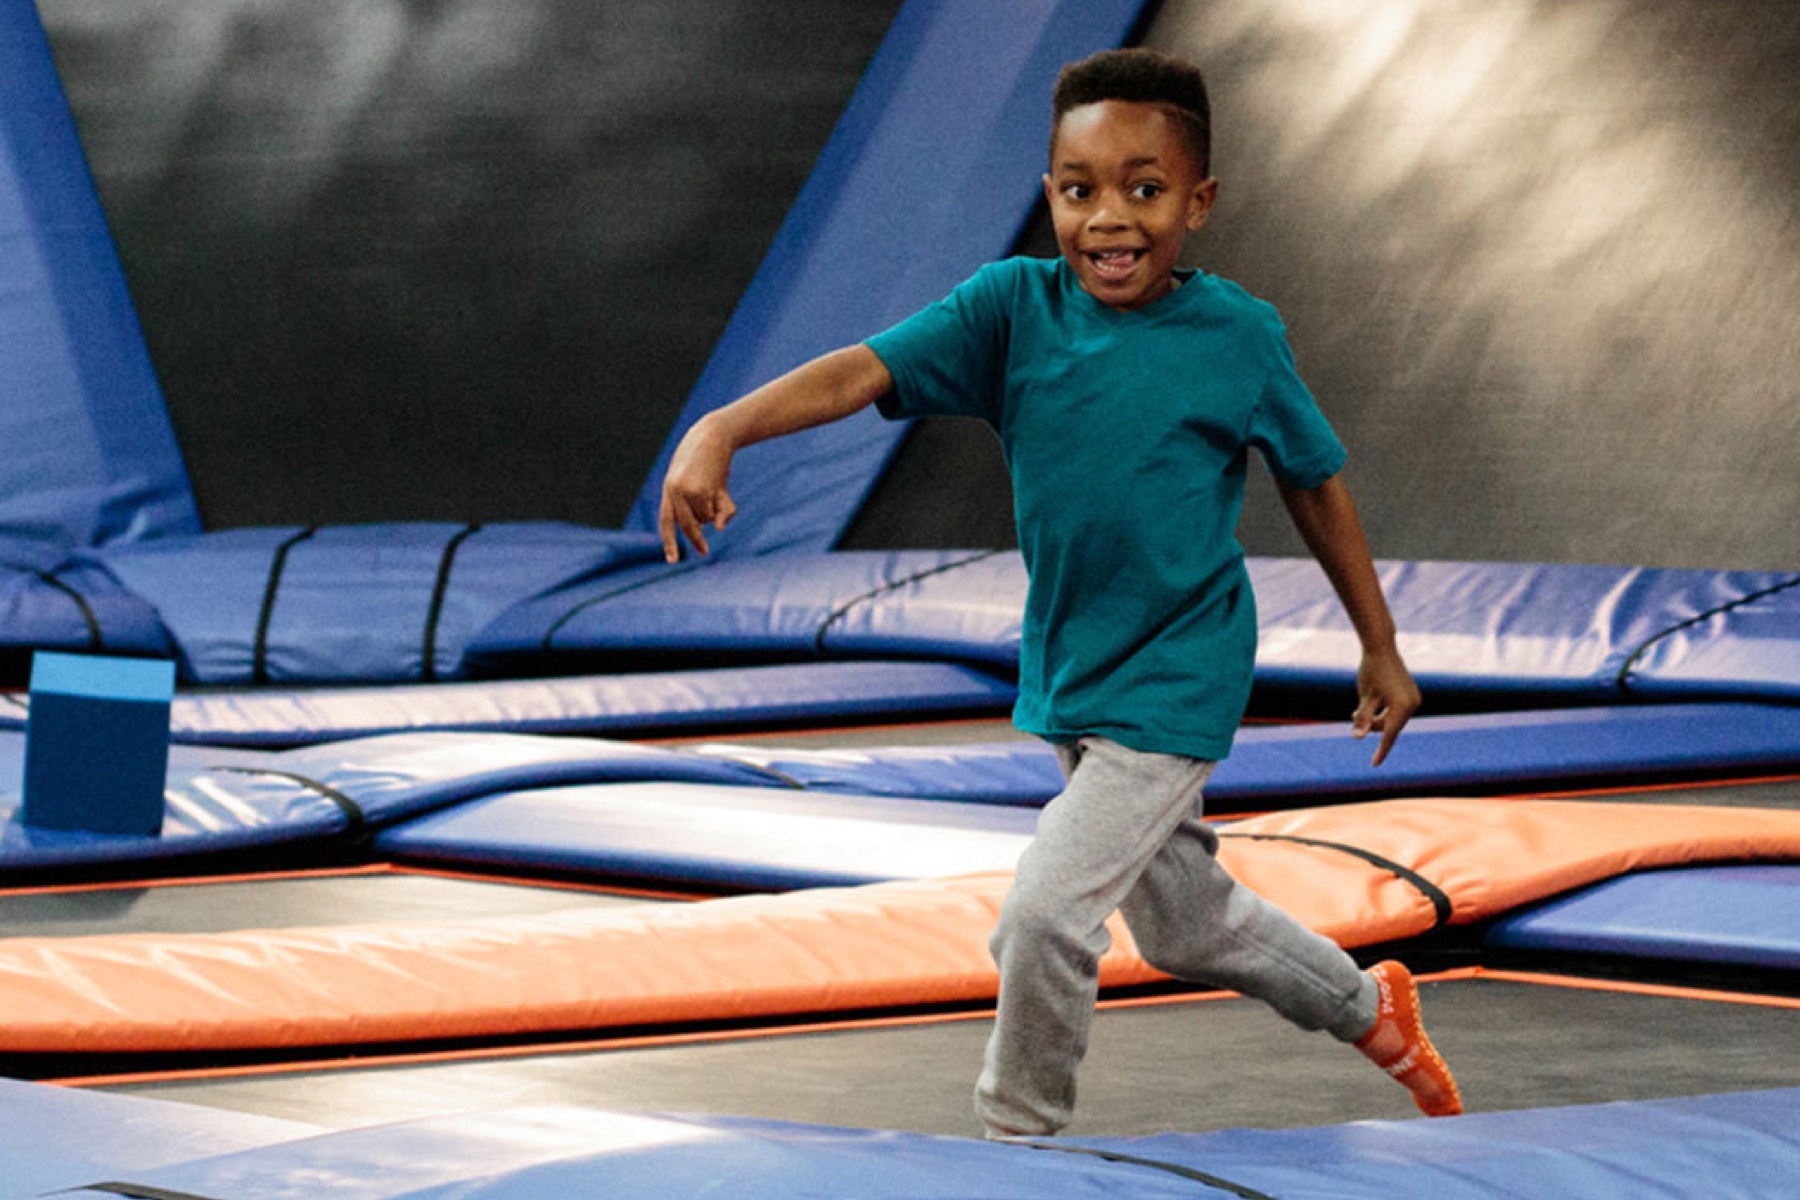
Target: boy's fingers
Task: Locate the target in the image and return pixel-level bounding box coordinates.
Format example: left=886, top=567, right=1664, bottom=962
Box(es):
left=1372, top=721, right=1402, bottom=767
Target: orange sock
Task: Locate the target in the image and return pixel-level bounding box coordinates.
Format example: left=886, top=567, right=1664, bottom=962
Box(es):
left=1355, top=960, right=1464, bottom=1117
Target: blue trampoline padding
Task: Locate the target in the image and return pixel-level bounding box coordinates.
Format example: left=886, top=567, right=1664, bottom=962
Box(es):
left=0, top=1078, right=317, bottom=1200
left=0, top=731, right=771, bottom=873
left=0, top=2, right=201, bottom=551
left=468, top=550, right=1025, bottom=671
left=0, top=660, right=1013, bottom=748
left=685, top=702, right=1800, bottom=808
left=1061, top=1088, right=1800, bottom=1200
left=1486, top=865, right=1800, bottom=970
left=50, top=1090, right=1800, bottom=1200
left=1252, top=558, right=1800, bottom=703
left=88, top=523, right=664, bottom=684
left=378, top=781, right=1035, bottom=889
left=471, top=552, right=1800, bottom=706
left=1621, top=575, right=1800, bottom=702
left=625, top=0, right=1151, bottom=559
left=0, top=554, right=173, bottom=670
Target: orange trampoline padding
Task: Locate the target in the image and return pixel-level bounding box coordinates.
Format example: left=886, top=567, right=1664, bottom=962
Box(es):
left=3, top=798, right=1798, bottom=1054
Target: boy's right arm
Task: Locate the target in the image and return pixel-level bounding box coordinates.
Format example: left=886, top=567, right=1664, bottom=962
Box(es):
left=658, top=344, right=894, bottom=561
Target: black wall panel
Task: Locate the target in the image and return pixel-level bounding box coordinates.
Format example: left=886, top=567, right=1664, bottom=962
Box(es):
left=42, top=0, right=901, bottom=529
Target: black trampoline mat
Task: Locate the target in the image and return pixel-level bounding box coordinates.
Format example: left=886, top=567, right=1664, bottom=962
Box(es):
left=99, top=973, right=1800, bottom=1139
left=0, top=870, right=671, bottom=940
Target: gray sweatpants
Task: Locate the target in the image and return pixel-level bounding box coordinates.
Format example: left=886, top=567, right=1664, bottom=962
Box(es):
left=974, top=735, right=1379, bottom=1137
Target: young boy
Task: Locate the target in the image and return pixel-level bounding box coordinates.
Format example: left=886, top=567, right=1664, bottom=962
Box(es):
left=659, top=47, right=1461, bottom=1138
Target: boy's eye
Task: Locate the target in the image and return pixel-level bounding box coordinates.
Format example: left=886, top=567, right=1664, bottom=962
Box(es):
left=1060, top=183, right=1092, bottom=201
left=1132, top=182, right=1165, bottom=200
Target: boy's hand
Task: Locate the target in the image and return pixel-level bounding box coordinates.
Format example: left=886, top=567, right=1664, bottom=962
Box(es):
left=658, top=418, right=738, bottom=561
left=1353, top=647, right=1420, bottom=766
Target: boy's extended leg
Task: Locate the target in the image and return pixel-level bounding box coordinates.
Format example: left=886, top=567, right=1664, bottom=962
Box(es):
left=975, top=737, right=1216, bottom=1138
left=1121, top=802, right=1463, bottom=1118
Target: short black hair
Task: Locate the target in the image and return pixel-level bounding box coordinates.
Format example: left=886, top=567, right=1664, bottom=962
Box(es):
left=1051, top=48, right=1211, bottom=176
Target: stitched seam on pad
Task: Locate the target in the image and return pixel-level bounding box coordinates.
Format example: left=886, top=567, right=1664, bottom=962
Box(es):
left=542, top=560, right=708, bottom=651
left=5, top=561, right=104, bottom=649
left=207, top=766, right=367, bottom=836
left=1218, top=831, right=1453, bottom=928
left=813, top=549, right=1004, bottom=655
left=1614, top=574, right=1800, bottom=694
left=422, top=523, right=482, bottom=682
left=1023, top=1142, right=1284, bottom=1199
left=252, top=527, right=318, bottom=684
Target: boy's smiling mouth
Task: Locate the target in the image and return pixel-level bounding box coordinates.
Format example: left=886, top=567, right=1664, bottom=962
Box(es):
left=1087, top=248, right=1144, bottom=281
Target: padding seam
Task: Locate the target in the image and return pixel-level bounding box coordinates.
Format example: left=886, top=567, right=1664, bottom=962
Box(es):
left=1219, top=831, right=1454, bottom=928
left=3, top=561, right=103, bottom=649
left=40, top=570, right=104, bottom=649
left=1615, top=573, right=1800, bottom=694
left=813, top=549, right=1006, bottom=654
left=422, top=523, right=482, bottom=682
left=543, top=561, right=708, bottom=651
left=252, top=527, right=318, bottom=684
left=1023, top=1142, right=1282, bottom=1199
left=207, top=767, right=368, bottom=838
left=64, top=1183, right=227, bottom=1200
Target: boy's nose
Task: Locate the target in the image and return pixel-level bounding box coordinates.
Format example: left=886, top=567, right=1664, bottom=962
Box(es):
left=1085, top=199, right=1129, bottom=230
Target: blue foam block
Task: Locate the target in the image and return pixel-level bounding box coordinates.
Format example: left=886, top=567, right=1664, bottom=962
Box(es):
left=22, top=652, right=173, bottom=835
left=1486, top=865, right=1800, bottom=969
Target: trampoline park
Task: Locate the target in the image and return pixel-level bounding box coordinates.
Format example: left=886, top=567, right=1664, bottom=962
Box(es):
left=4, top=0, right=1800, bottom=1196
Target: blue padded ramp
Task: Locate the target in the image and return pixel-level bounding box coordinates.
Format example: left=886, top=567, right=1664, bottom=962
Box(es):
left=0, top=731, right=769, bottom=873
left=0, top=2, right=200, bottom=550
left=626, top=0, right=1151, bottom=558
left=0, top=660, right=1016, bottom=748
left=1487, top=865, right=1800, bottom=971
left=690, top=702, right=1800, bottom=808
left=44, top=1091, right=1800, bottom=1200
left=89, top=523, right=664, bottom=685
left=378, top=781, right=1034, bottom=888
left=0, top=1078, right=316, bottom=1200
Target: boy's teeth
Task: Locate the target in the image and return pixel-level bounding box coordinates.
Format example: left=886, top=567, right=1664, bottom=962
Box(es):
left=1093, top=251, right=1137, bottom=278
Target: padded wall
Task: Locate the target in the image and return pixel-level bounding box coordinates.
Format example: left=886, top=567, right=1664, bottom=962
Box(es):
left=0, top=1, right=198, bottom=548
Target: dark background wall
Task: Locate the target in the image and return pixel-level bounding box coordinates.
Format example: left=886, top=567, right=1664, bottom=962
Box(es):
left=42, top=0, right=1800, bottom=573
left=41, top=0, right=901, bottom=530
left=851, top=0, right=1800, bottom=572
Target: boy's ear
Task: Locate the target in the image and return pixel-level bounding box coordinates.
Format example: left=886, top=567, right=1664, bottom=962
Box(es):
left=1187, top=177, right=1219, bottom=231
left=1042, top=172, right=1056, bottom=207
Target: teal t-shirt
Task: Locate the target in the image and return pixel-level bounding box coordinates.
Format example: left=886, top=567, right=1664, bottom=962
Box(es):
left=866, top=256, right=1345, bottom=760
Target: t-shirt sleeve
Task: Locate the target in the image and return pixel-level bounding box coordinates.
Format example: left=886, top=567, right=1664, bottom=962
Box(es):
left=865, top=261, right=1012, bottom=424
left=1246, top=313, right=1347, bottom=489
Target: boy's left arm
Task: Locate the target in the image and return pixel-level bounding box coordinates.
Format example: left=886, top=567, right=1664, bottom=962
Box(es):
left=1277, top=474, right=1421, bottom=766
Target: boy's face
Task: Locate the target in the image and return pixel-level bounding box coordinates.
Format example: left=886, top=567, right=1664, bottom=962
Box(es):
left=1044, top=100, right=1217, bottom=311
